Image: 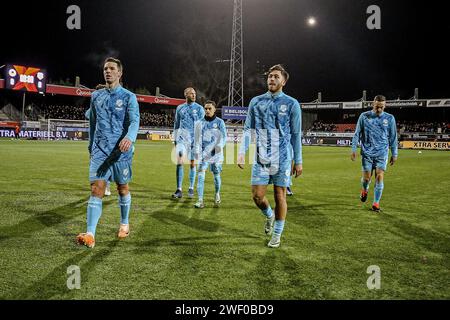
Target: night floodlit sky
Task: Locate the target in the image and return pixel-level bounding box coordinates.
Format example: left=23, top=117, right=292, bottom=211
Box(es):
left=1, top=0, right=449, bottom=103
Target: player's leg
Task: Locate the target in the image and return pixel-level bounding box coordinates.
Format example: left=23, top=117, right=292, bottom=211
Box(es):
left=104, top=179, right=112, bottom=196
left=267, top=165, right=290, bottom=248
left=188, top=159, right=196, bottom=198
left=212, top=163, right=222, bottom=205
left=117, top=183, right=131, bottom=237
left=360, top=155, right=373, bottom=202
left=372, top=155, right=388, bottom=212
left=173, top=143, right=186, bottom=198
left=195, top=162, right=208, bottom=208
left=252, top=184, right=275, bottom=235
left=360, top=170, right=371, bottom=202
left=188, top=141, right=197, bottom=198
left=77, top=180, right=106, bottom=248
left=77, top=158, right=110, bottom=248
left=286, top=175, right=293, bottom=196
left=251, top=164, right=274, bottom=234
left=268, top=185, right=288, bottom=248
left=114, top=160, right=133, bottom=238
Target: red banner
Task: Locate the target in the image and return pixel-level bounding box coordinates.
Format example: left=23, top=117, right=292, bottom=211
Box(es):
left=0, top=79, right=4, bottom=89
left=45, top=84, right=184, bottom=106
left=0, top=121, right=20, bottom=128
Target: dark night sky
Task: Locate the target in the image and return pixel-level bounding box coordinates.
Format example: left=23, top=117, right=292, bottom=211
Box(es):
left=1, top=0, right=449, bottom=103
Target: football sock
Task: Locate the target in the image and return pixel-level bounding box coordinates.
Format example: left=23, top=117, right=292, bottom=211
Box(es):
left=273, top=220, right=285, bottom=236
left=176, top=164, right=183, bottom=190
left=213, top=173, right=221, bottom=194
left=119, top=193, right=131, bottom=225
left=361, top=178, right=370, bottom=191
left=197, top=171, right=205, bottom=200
left=262, top=206, right=273, bottom=218
left=374, top=181, right=384, bottom=204
left=86, top=196, right=103, bottom=235
left=189, top=166, right=196, bottom=189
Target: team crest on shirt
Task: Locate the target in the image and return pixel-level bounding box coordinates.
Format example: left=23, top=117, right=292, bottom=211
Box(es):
left=213, top=123, right=218, bottom=128
left=383, top=119, right=389, bottom=126
left=193, top=109, right=198, bottom=114
left=115, top=99, right=124, bottom=110
left=279, top=104, right=288, bottom=116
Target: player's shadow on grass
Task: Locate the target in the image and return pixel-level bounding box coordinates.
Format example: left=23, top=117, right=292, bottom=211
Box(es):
left=0, top=197, right=115, bottom=242
left=8, top=239, right=120, bottom=299
left=150, top=209, right=221, bottom=233
left=251, top=249, right=329, bottom=299
left=383, top=213, right=450, bottom=254
left=285, top=200, right=331, bottom=229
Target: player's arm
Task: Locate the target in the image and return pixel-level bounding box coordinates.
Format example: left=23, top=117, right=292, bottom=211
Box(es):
left=85, top=108, right=91, bottom=120
left=173, top=106, right=181, bottom=143
left=290, top=101, right=303, bottom=177
left=238, top=99, right=255, bottom=168
left=351, top=114, right=363, bottom=161
left=120, top=95, right=140, bottom=152
left=88, top=99, right=96, bottom=155
left=389, top=116, right=399, bottom=165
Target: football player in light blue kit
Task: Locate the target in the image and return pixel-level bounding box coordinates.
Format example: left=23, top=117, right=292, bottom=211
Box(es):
left=77, top=57, right=140, bottom=248
left=238, top=64, right=303, bottom=248
left=172, top=87, right=205, bottom=199
left=351, top=95, right=398, bottom=212
left=193, top=100, right=227, bottom=208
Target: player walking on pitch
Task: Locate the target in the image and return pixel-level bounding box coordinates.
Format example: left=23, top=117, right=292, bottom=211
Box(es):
left=172, top=87, right=205, bottom=199
left=351, top=95, right=398, bottom=212
left=193, top=100, right=227, bottom=208
left=238, top=64, right=303, bottom=248
left=76, top=57, right=140, bottom=248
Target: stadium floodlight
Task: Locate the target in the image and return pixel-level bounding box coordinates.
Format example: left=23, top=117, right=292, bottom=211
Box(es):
left=307, top=17, right=317, bottom=27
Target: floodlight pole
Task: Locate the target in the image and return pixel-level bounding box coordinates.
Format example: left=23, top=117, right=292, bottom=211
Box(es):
left=227, top=0, right=244, bottom=111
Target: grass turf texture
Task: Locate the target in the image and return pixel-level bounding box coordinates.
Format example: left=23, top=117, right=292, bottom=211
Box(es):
left=0, top=140, right=448, bottom=299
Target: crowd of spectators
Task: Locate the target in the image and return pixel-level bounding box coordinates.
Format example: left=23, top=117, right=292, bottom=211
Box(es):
left=42, top=105, right=175, bottom=127
left=308, top=120, right=337, bottom=132
left=44, top=105, right=87, bottom=120
left=398, top=121, right=449, bottom=134
left=140, top=111, right=174, bottom=127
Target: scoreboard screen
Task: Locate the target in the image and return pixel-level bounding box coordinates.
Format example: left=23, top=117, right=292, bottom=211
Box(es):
left=5, top=64, right=47, bottom=93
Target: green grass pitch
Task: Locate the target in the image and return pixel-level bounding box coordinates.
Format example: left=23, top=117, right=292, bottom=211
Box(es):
left=0, top=139, right=448, bottom=299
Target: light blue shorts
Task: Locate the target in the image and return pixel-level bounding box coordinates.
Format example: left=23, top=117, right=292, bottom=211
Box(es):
left=361, top=154, right=388, bottom=172
left=176, top=142, right=196, bottom=161
left=198, top=162, right=222, bottom=174
left=89, top=158, right=133, bottom=185
left=251, top=162, right=291, bottom=187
